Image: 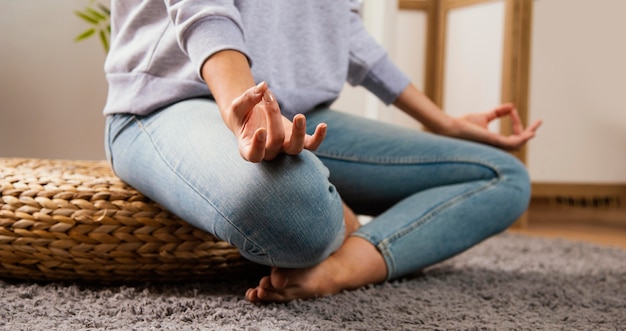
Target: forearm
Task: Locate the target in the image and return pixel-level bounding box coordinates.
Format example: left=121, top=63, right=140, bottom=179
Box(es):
left=392, top=83, right=455, bottom=134
left=393, top=83, right=541, bottom=150
left=200, top=50, right=257, bottom=131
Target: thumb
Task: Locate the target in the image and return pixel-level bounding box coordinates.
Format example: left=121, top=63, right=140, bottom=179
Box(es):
left=231, top=81, right=267, bottom=121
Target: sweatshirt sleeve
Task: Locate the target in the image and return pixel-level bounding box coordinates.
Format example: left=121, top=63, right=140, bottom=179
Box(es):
left=164, top=0, right=251, bottom=78
left=346, top=0, right=411, bottom=105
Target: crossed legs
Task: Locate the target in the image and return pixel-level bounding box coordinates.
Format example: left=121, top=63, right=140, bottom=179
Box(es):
left=106, top=102, right=530, bottom=303
left=245, top=109, right=531, bottom=302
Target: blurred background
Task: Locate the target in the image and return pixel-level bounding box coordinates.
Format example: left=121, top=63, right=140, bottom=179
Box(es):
left=1, top=0, right=624, bottom=246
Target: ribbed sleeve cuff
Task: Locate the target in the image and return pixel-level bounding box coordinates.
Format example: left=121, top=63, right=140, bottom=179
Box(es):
left=184, top=16, right=251, bottom=79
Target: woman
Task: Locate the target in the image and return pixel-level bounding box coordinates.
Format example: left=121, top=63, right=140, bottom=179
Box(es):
left=104, top=0, right=541, bottom=303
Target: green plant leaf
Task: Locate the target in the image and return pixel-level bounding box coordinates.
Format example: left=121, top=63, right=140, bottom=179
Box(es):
left=75, top=28, right=96, bottom=42
left=74, top=1, right=111, bottom=53
left=99, top=29, right=110, bottom=53
left=86, top=7, right=107, bottom=21
left=97, top=3, right=111, bottom=15
left=74, top=10, right=99, bottom=24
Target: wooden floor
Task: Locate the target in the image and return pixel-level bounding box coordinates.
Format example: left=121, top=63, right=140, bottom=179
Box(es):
left=508, top=200, right=626, bottom=249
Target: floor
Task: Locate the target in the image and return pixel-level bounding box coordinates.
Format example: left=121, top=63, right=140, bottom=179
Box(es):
left=508, top=200, right=626, bottom=249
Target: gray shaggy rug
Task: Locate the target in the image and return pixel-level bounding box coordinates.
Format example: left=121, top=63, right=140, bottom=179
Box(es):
left=1, top=233, right=624, bottom=330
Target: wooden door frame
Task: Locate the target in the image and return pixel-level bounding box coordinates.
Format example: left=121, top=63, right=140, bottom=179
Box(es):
left=398, top=0, right=534, bottom=226
left=398, top=0, right=533, bottom=164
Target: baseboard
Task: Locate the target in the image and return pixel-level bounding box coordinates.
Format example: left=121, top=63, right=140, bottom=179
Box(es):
left=529, top=183, right=626, bottom=227
left=532, top=183, right=625, bottom=207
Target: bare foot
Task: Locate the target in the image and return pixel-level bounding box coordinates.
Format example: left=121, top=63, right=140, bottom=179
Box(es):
left=245, top=236, right=386, bottom=303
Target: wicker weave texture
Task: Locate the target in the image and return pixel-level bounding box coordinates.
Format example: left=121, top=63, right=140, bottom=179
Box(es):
left=0, top=158, right=256, bottom=282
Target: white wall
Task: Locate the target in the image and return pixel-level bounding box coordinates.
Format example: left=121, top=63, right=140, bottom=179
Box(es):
left=3, top=0, right=624, bottom=184
left=0, top=0, right=108, bottom=160
left=527, top=0, right=626, bottom=183
left=378, top=0, right=626, bottom=184
left=444, top=2, right=505, bottom=133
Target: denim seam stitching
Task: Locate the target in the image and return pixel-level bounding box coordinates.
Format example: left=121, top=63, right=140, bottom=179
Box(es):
left=315, top=151, right=501, bottom=170
left=133, top=117, right=272, bottom=264
left=321, top=150, right=505, bottom=279
left=381, top=177, right=499, bottom=280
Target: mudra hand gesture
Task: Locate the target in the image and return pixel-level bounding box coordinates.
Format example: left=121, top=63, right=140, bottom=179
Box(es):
left=229, top=82, right=327, bottom=163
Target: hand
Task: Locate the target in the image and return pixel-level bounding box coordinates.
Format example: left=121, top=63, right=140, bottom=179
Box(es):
left=452, top=103, right=542, bottom=151
left=229, top=82, right=327, bottom=162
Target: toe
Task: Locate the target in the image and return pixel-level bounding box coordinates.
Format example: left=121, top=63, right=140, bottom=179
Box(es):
left=245, top=288, right=259, bottom=303
left=257, top=286, right=268, bottom=299
left=270, top=269, right=288, bottom=289
left=259, top=276, right=273, bottom=289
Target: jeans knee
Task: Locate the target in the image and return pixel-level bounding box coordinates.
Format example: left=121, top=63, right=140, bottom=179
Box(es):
left=273, top=215, right=345, bottom=268
left=510, top=158, right=531, bottom=199
left=225, top=154, right=345, bottom=268
left=498, top=154, right=532, bottom=219
left=236, top=186, right=344, bottom=268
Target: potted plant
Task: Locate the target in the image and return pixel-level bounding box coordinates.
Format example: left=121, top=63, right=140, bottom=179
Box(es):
left=75, top=0, right=110, bottom=52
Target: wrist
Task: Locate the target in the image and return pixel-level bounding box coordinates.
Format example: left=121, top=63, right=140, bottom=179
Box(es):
left=433, top=116, right=460, bottom=136
left=201, top=50, right=256, bottom=109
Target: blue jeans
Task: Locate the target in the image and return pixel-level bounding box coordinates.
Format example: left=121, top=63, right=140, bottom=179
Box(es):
left=105, top=98, right=530, bottom=280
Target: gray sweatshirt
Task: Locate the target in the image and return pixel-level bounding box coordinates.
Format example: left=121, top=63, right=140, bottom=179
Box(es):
left=103, top=0, right=411, bottom=118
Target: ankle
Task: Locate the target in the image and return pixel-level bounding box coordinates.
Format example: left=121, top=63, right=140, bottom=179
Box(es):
left=328, top=237, right=387, bottom=291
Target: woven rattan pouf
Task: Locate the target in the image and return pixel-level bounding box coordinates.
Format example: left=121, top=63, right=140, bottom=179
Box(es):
left=0, top=158, right=261, bottom=282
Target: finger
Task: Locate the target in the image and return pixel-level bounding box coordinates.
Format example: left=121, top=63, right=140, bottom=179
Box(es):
left=231, top=81, right=267, bottom=120
left=304, top=123, right=327, bottom=151
left=262, top=89, right=285, bottom=160
left=509, top=122, right=541, bottom=149
left=526, top=119, right=543, bottom=134
left=488, top=104, right=514, bottom=122
left=240, top=128, right=267, bottom=163
left=507, top=108, right=525, bottom=135
left=284, top=114, right=306, bottom=154
left=500, top=121, right=540, bottom=150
